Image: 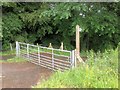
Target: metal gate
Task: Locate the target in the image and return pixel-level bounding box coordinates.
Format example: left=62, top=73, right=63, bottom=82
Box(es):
left=16, top=41, right=76, bottom=71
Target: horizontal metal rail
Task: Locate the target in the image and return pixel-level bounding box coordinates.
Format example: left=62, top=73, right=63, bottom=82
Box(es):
left=39, top=63, right=54, bottom=71
left=40, top=61, right=53, bottom=68
left=53, top=48, right=71, bottom=53
left=27, top=44, right=38, bottom=47
left=29, top=48, right=38, bottom=52
left=40, top=60, right=52, bottom=66
left=54, top=58, right=70, bottom=63
left=54, top=61, right=71, bottom=67
left=40, top=51, right=52, bottom=55
left=40, top=46, right=53, bottom=50
left=29, top=60, right=40, bottom=65
left=19, top=42, right=28, bottom=45
left=53, top=53, right=70, bottom=58
left=40, top=54, right=52, bottom=59
left=29, top=56, right=39, bottom=60
left=54, top=64, right=70, bottom=70
left=20, top=46, right=27, bottom=49
left=40, top=57, right=52, bottom=62
left=29, top=54, right=38, bottom=57
left=29, top=52, right=38, bottom=56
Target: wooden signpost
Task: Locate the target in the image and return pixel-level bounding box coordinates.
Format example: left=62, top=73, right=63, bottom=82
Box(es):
left=76, top=25, right=84, bottom=64
left=76, top=25, right=80, bottom=56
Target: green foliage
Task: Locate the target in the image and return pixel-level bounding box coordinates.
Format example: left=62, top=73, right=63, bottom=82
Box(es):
left=2, top=13, right=23, bottom=50
left=2, top=2, right=120, bottom=51
left=37, top=2, right=120, bottom=51
left=1, top=2, right=17, bottom=7
left=0, top=22, right=2, bottom=40
left=34, top=48, right=118, bottom=88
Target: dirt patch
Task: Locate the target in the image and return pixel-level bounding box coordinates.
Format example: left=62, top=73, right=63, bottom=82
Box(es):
left=2, top=62, right=53, bottom=88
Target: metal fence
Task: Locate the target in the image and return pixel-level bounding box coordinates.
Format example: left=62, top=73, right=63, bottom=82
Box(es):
left=16, top=41, right=76, bottom=71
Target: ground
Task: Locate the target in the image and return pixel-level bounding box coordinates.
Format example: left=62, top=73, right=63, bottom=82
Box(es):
left=1, top=53, right=87, bottom=88
left=1, top=61, right=53, bottom=88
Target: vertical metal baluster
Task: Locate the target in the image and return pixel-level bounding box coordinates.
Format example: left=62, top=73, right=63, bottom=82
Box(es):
left=71, top=50, right=75, bottom=69
left=27, top=44, right=29, bottom=59
left=38, top=46, right=40, bottom=65
left=52, top=48, right=54, bottom=70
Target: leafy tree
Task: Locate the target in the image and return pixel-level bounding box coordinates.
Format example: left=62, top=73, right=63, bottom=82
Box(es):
left=2, top=2, right=120, bottom=51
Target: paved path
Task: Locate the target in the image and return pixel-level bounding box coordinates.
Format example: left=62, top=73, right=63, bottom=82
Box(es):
left=2, top=62, right=53, bottom=88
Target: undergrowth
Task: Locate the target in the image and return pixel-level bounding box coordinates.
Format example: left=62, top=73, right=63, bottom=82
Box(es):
left=34, top=48, right=118, bottom=88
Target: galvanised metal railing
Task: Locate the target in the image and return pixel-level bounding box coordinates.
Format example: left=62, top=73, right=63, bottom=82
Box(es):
left=16, top=41, right=76, bottom=71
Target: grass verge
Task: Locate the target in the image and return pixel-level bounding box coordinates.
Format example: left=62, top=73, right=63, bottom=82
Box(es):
left=0, top=57, right=27, bottom=63
left=0, top=50, right=16, bottom=56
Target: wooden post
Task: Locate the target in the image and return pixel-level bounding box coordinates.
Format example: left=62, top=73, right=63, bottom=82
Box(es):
left=76, top=25, right=80, bottom=57
left=48, top=43, right=53, bottom=48
left=75, top=25, right=85, bottom=64
left=60, top=42, right=63, bottom=50
left=37, top=43, right=39, bottom=46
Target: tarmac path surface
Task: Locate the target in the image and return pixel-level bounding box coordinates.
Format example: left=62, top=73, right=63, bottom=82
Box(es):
left=2, top=62, right=52, bottom=88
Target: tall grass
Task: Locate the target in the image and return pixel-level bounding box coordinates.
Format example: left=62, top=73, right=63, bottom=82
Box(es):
left=35, top=48, right=118, bottom=88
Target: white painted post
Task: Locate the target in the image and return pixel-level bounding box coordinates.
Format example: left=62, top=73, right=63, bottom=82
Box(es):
left=71, top=50, right=76, bottom=68
left=74, top=49, right=77, bottom=67
left=71, top=50, right=74, bottom=69
left=16, top=41, right=19, bottom=57
left=52, top=48, right=54, bottom=70
left=37, top=43, right=39, bottom=46
left=27, top=44, right=29, bottom=59
left=38, top=46, right=40, bottom=65
left=48, top=43, right=53, bottom=48
left=60, top=42, right=63, bottom=50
